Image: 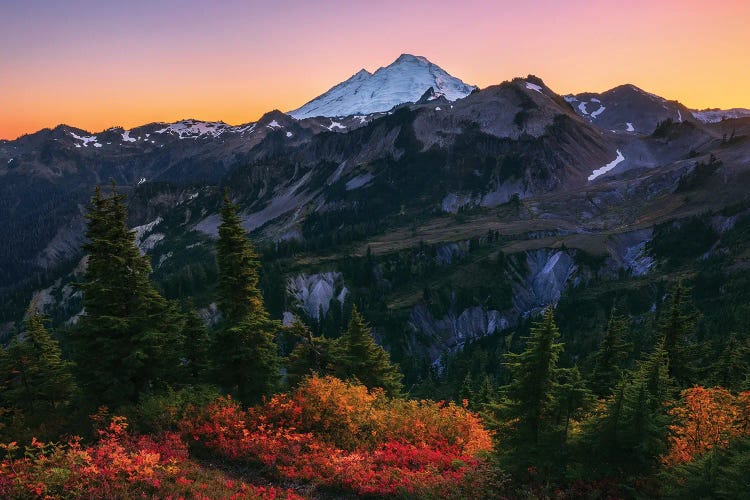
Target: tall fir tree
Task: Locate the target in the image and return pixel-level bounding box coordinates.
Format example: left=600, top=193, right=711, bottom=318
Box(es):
left=580, top=341, right=674, bottom=475
left=459, top=372, right=474, bottom=404
left=216, top=191, right=264, bottom=323
left=213, top=193, right=280, bottom=404
left=590, top=308, right=632, bottom=397
left=554, top=366, right=593, bottom=449
left=657, top=282, right=699, bottom=386
left=0, top=310, right=76, bottom=439
left=500, top=307, right=564, bottom=446
left=489, top=307, right=584, bottom=476
left=712, top=333, right=750, bottom=390
left=285, top=320, right=337, bottom=387
left=72, top=185, right=184, bottom=406
left=334, top=306, right=403, bottom=395
left=182, top=308, right=211, bottom=383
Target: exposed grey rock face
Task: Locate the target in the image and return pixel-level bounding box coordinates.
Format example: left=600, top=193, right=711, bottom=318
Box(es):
left=512, top=250, right=577, bottom=315
left=409, top=304, right=509, bottom=363
left=198, top=303, right=221, bottom=327
left=407, top=249, right=580, bottom=364
left=287, top=272, right=348, bottom=320
left=282, top=311, right=298, bottom=327
left=34, top=216, right=87, bottom=269
left=605, top=229, right=655, bottom=277
left=435, top=242, right=468, bottom=266
left=133, top=217, right=164, bottom=254
left=711, top=211, right=748, bottom=234
left=441, top=180, right=528, bottom=213
left=623, top=242, right=655, bottom=277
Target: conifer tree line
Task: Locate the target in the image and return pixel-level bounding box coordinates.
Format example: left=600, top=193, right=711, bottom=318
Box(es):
left=480, top=279, right=750, bottom=489
left=0, top=186, right=403, bottom=440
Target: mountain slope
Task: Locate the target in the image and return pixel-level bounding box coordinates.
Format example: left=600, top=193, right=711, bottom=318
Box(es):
left=288, top=54, right=476, bottom=119
left=4, top=63, right=750, bottom=373
left=565, top=84, right=695, bottom=135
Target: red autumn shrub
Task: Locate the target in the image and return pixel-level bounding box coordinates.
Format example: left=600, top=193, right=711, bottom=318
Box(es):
left=0, top=416, right=302, bottom=500
left=182, top=375, right=493, bottom=497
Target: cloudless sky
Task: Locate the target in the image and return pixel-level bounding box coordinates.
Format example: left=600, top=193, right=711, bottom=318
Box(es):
left=2, top=0, right=749, bottom=139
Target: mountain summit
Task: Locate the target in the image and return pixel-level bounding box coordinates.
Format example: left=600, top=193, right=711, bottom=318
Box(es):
left=288, top=54, right=476, bottom=119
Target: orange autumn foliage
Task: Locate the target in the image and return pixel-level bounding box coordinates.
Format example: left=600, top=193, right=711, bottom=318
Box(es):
left=253, top=375, right=492, bottom=453
left=1, top=376, right=493, bottom=498
left=181, top=375, right=493, bottom=497
left=664, top=386, right=750, bottom=466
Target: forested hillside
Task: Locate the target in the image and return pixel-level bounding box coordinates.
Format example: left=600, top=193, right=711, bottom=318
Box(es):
left=1, top=186, right=749, bottom=498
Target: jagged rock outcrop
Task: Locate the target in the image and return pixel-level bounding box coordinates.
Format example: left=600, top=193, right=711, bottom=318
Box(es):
left=287, top=272, right=348, bottom=320
left=408, top=304, right=509, bottom=363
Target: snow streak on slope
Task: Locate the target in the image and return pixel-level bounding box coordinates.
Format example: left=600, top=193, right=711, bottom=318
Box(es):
left=289, top=54, right=475, bottom=119
left=589, top=150, right=625, bottom=181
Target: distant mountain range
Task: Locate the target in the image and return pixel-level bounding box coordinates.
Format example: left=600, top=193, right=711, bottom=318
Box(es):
left=2, top=54, right=750, bottom=365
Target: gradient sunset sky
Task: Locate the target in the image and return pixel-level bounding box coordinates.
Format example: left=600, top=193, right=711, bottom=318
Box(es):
left=2, top=0, right=749, bottom=139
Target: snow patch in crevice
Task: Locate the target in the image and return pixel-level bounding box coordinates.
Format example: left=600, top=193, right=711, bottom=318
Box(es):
left=525, top=82, right=543, bottom=93
left=626, top=122, right=635, bottom=132
left=590, top=104, right=606, bottom=118
left=325, top=120, right=346, bottom=131
left=70, top=132, right=98, bottom=147
left=588, top=149, right=625, bottom=181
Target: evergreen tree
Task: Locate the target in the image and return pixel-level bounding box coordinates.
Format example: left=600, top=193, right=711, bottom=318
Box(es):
left=554, top=366, right=593, bottom=448
left=216, top=192, right=264, bottom=323
left=489, top=307, right=572, bottom=476
left=285, top=320, right=337, bottom=387
left=590, top=308, right=632, bottom=397
left=712, top=333, right=750, bottom=390
left=213, top=193, right=280, bottom=404
left=334, top=306, right=403, bottom=395
left=459, top=372, right=474, bottom=404
left=499, top=307, right=564, bottom=446
left=0, top=311, right=76, bottom=438
left=475, top=375, right=497, bottom=408
left=72, top=185, right=184, bottom=406
left=657, top=282, right=699, bottom=386
left=182, top=308, right=211, bottom=382
left=580, top=342, right=673, bottom=475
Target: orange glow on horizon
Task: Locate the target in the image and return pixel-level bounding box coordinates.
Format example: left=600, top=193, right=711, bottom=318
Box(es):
left=2, top=0, right=749, bottom=140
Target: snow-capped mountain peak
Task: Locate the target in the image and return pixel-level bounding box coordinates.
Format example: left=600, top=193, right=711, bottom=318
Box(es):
left=289, top=54, right=476, bottom=119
